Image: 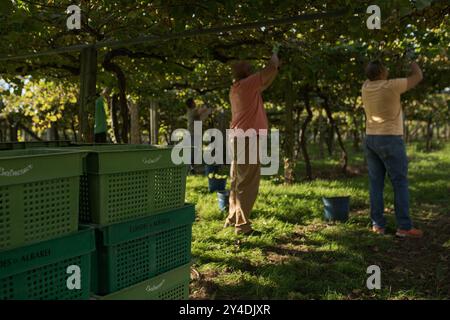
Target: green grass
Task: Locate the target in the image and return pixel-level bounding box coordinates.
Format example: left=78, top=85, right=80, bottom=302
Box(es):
left=187, top=142, right=450, bottom=300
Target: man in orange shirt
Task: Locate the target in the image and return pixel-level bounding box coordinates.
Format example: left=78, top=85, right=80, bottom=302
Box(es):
left=361, top=59, right=423, bottom=238
left=224, top=50, right=280, bottom=235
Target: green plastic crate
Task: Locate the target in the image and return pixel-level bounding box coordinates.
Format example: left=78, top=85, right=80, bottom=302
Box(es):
left=31, top=141, right=71, bottom=148
left=0, top=227, right=95, bottom=300
left=95, top=263, right=191, bottom=300
left=0, top=141, right=71, bottom=151
left=0, top=143, right=12, bottom=151
left=89, top=204, right=195, bottom=295
left=72, top=144, right=187, bottom=225
left=0, top=149, right=85, bottom=250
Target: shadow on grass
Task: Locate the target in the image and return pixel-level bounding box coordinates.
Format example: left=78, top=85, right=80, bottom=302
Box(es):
left=189, top=143, right=450, bottom=299
left=191, top=224, right=383, bottom=299
left=192, top=210, right=450, bottom=299
left=252, top=191, right=369, bottom=225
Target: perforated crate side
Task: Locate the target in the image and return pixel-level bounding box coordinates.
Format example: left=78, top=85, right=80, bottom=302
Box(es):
left=22, top=177, right=79, bottom=244
left=104, top=170, right=150, bottom=224
left=88, top=165, right=187, bottom=225
left=114, top=236, right=152, bottom=290
left=157, top=281, right=189, bottom=300
left=0, top=143, right=13, bottom=151
left=0, top=186, right=12, bottom=249
left=92, top=204, right=194, bottom=295
left=0, top=176, right=80, bottom=250
left=0, top=255, right=91, bottom=300
left=151, top=166, right=186, bottom=212
left=97, top=263, right=190, bottom=300
left=79, top=174, right=91, bottom=223
left=0, top=228, right=94, bottom=300
left=99, top=223, right=192, bottom=294
left=154, top=224, right=192, bottom=275
left=23, top=255, right=90, bottom=300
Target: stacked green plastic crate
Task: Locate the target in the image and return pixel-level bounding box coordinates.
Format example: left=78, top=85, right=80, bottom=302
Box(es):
left=0, top=148, right=95, bottom=300
left=71, top=145, right=192, bottom=300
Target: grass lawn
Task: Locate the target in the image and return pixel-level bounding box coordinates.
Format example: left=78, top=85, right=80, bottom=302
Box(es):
left=186, top=142, right=450, bottom=300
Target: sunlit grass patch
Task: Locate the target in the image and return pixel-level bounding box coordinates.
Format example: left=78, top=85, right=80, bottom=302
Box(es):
left=188, top=142, right=450, bottom=299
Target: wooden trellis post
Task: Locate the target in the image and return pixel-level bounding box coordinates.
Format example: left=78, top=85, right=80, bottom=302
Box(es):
left=129, top=99, right=141, bottom=144
left=149, top=99, right=158, bottom=145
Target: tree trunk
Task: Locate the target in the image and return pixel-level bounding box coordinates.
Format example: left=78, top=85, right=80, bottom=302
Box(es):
left=103, top=55, right=129, bottom=143
left=284, top=81, right=295, bottom=184
left=79, top=46, right=97, bottom=143
left=405, top=119, right=410, bottom=143
left=318, top=113, right=325, bottom=159
left=325, top=125, right=334, bottom=156
left=71, top=120, right=78, bottom=142
left=119, top=92, right=129, bottom=143
left=111, top=94, right=121, bottom=143
left=148, top=119, right=152, bottom=144
left=0, top=122, right=4, bottom=142
left=322, top=96, right=348, bottom=174
left=149, top=99, right=158, bottom=145
left=299, top=89, right=313, bottom=181
left=351, top=112, right=360, bottom=151
left=312, top=119, right=318, bottom=144
left=336, top=116, right=349, bottom=174
left=7, top=116, right=19, bottom=142
left=360, top=113, right=366, bottom=145
left=51, top=123, right=60, bottom=141
left=410, top=123, right=420, bottom=141
left=17, top=122, right=42, bottom=141
left=426, top=116, right=433, bottom=151
left=9, top=125, right=18, bottom=142
left=63, top=128, right=69, bottom=141
left=129, top=100, right=141, bottom=144
left=294, top=107, right=302, bottom=159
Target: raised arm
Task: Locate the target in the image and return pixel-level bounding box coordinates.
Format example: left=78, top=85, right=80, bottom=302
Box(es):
left=406, top=61, right=423, bottom=91
left=260, top=53, right=280, bottom=91
left=196, top=106, right=212, bottom=121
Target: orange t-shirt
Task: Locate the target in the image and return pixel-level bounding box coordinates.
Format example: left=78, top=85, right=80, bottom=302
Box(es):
left=361, top=78, right=408, bottom=135
left=229, top=72, right=268, bottom=135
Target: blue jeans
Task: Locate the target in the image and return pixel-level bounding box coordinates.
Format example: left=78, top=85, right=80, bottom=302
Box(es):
left=364, top=135, right=412, bottom=230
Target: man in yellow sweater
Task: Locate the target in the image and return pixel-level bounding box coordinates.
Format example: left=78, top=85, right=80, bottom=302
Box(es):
left=361, top=59, right=423, bottom=238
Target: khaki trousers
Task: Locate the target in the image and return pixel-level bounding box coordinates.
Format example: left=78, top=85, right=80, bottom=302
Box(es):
left=225, top=137, right=261, bottom=233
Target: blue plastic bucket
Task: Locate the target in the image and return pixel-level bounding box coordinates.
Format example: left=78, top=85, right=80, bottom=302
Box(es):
left=322, top=196, right=350, bottom=222
left=208, top=178, right=227, bottom=192
left=217, top=190, right=230, bottom=211
left=205, top=164, right=219, bottom=176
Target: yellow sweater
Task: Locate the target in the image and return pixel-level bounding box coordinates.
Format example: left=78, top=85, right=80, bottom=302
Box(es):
left=361, top=78, right=408, bottom=135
